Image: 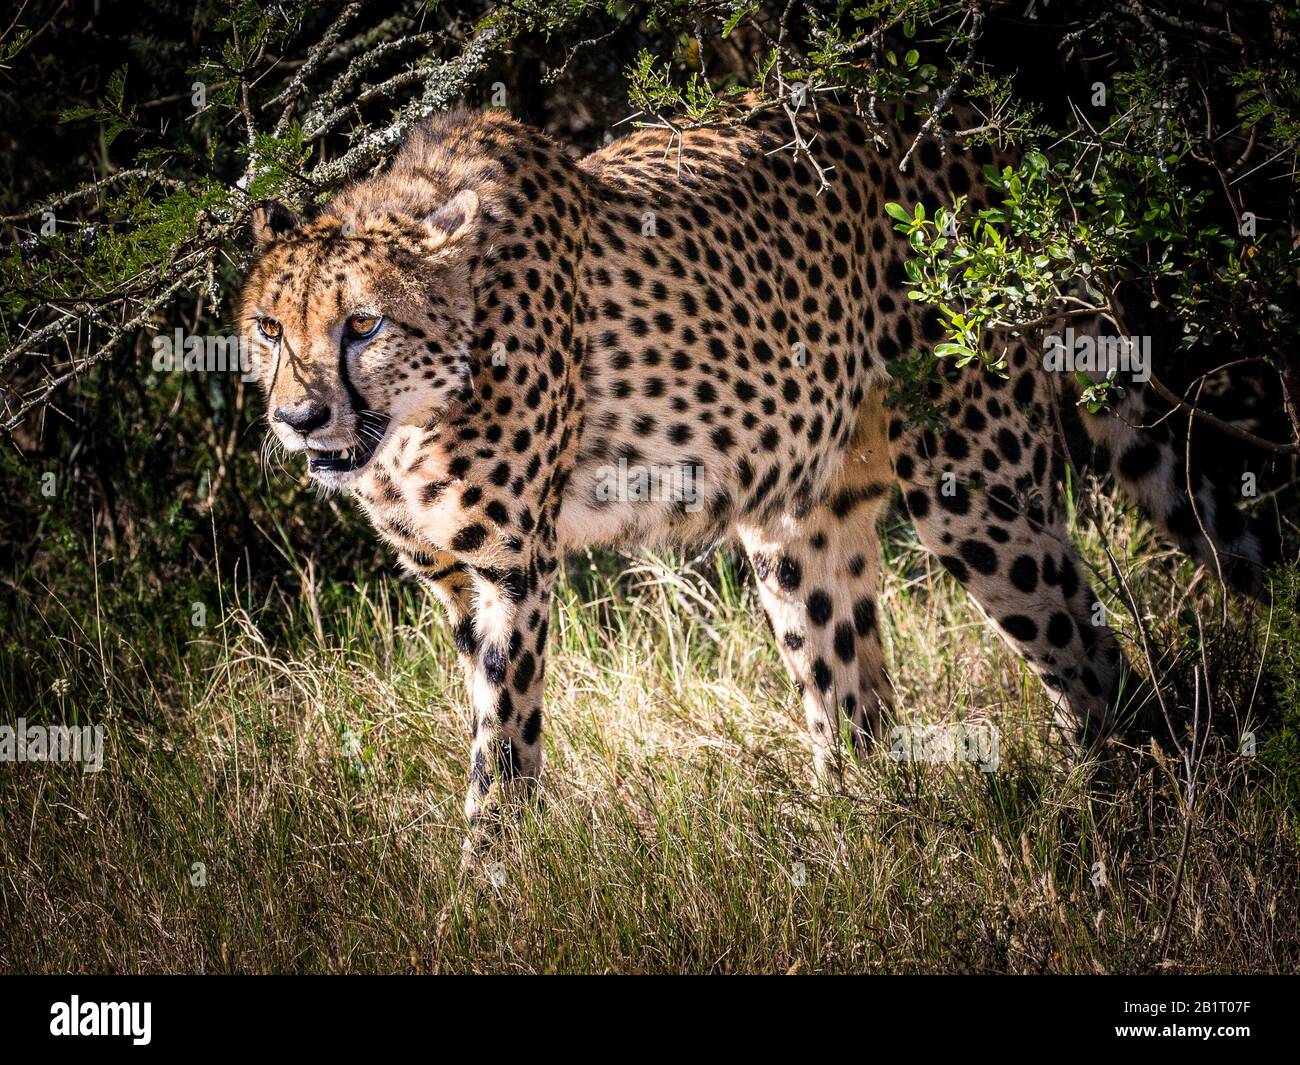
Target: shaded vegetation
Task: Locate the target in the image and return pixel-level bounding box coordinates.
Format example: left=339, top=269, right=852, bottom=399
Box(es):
left=0, top=0, right=1297, bottom=973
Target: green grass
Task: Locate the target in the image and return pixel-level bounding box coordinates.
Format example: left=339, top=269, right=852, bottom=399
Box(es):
left=1, top=499, right=1297, bottom=973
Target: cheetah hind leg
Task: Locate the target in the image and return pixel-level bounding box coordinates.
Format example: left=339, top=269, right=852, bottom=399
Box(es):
left=739, top=395, right=896, bottom=783
left=889, top=355, right=1150, bottom=749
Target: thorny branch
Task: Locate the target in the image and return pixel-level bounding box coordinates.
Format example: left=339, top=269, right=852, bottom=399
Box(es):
left=898, top=5, right=983, bottom=173
left=0, top=9, right=502, bottom=438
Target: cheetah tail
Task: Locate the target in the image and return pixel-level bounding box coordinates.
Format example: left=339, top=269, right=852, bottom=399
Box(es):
left=1063, top=372, right=1284, bottom=601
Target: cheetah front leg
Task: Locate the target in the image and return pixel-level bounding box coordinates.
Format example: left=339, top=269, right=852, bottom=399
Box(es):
left=406, top=548, right=553, bottom=863
left=454, top=557, right=555, bottom=862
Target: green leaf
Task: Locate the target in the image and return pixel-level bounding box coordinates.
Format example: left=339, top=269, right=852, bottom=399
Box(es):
left=721, top=4, right=757, bottom=38
left=106, top=65, right=128, bottom=109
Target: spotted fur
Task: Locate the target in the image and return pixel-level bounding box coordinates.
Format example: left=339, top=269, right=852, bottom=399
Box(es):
left=240, top=103, right=1268, bottom=854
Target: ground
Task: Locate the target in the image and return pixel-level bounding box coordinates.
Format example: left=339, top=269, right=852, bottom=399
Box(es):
left=0, top=494, right=1294, bottom=974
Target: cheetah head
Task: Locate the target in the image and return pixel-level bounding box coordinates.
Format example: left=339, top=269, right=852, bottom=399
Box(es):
left=240, top=191, right=480, bottom=489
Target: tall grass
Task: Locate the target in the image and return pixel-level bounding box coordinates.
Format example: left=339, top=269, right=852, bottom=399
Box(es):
left=1, top=494, right=1296, bottom=973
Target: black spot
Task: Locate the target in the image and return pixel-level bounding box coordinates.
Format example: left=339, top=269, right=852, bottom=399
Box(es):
left=948, top=162, right=971, bottom=195
left=1001, top=615, right=1038, bottom=642
left=471, top=749, right=489, bottom=794
left=1059, top=556, right=1080, bottom=599
left=1009, top=555, right=1038, bottom=593
left=852, top=598, right=876, bottom=637
left=1082, top=667, right=1104, bottom=697
left=996, top=428, right=1022, bottom=464
left=451, top=523, right=488, bottom=552
left=1013, top=372, right=1036, bottom=406
left=833, top=622, right=855, bottom=663
left=1047, top=612, right=1074, bottom=648
left=453, top=617, right=478, bottom=657
left=959, top=538, right=998, bottom=575
left=807, top=590, right=833, bottom=626
left=987, top=485, right=1019, bottom=523
left=483, top=644, right=508, bottom=685
left=711, top=425, right=736, bottom=451
left=513, top=650, right=537, bottom=693
left=939, top=555, right=969, bottom=583
left=936, top=483, right=970, bottom=516
left=812, top=658, right=833, bottom=692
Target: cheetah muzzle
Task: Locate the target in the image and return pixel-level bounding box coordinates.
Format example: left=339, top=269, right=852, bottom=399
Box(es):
left=306, top=411, right=392, bottom=479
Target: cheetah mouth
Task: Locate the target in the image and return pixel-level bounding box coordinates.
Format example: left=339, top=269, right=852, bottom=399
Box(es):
left=306, top=414, right=391, bottom=475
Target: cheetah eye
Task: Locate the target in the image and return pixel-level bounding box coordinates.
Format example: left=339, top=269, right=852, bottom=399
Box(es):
left=257, top=317, right=282, bottom=342
left=345, top=314, right=383, bottom=340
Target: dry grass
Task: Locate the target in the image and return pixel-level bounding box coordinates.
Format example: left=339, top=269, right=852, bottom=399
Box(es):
left=1, top=496, right=1296, bottom=973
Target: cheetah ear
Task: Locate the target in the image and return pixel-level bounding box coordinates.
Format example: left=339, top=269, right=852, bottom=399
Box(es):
left=250, top=200, right=300, bottom=248
left=423, top=189, right=480, bottom=249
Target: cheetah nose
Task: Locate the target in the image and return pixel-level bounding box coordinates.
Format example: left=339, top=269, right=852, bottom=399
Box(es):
left=274, top=402, right=331, bottom=434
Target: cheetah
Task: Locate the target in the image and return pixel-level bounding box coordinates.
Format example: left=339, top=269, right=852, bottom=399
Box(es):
left=240, top=103, right=1271, bottom=855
